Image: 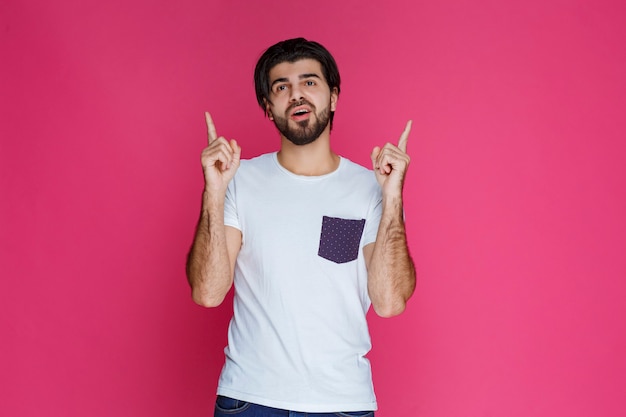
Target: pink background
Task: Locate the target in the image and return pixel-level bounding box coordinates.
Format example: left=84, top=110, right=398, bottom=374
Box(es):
left=2, top=1, right=625, bottom=416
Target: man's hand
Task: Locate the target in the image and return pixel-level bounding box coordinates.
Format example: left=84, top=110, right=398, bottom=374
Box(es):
left=187, top=112, right=242, bottom=308
left=201, top=112, right=241, bottom=194
left=371, top=120, right=412, bottom=195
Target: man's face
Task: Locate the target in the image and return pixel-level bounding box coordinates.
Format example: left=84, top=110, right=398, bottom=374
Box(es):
left=265, top=59, right=338, bottom=146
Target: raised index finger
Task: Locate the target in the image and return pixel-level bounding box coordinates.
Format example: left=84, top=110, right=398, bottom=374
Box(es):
left=398, top=120, right=412, bottom=153
left=205, top=111, right=218, bottom=144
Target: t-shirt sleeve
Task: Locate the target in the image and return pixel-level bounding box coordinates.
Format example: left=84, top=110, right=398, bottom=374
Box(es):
left=361, top=187, right=382, bottom=247
left=223, top=179, right=241, bottom=231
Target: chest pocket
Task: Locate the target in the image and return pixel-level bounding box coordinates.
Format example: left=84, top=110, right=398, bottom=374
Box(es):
left=318, top=216, right=366, bottom=264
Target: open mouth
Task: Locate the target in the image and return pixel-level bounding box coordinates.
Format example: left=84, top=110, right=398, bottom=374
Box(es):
left=290, top=107, right=312, bottom=121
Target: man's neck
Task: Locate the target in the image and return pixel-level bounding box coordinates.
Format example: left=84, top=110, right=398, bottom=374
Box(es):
left=277, top=133, right=339, bottom=176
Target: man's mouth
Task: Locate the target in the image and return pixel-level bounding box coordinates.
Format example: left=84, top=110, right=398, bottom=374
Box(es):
left=290, top=106, right=312, bottom=121
left=288, top=99, right=315, bottom=120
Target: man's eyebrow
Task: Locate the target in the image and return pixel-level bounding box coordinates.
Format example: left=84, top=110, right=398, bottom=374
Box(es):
left=270, top=77, right=289, bottom=88
left=270, top=73, right=322, bottom=88
left=299, top=73, right=321, bottom=80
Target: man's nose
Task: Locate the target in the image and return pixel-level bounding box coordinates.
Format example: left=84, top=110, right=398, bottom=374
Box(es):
left=289, top=85, right=304, bottom=102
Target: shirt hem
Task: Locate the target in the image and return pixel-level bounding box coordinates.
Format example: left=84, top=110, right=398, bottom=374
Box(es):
left=216, top=386, right=378, bottom=413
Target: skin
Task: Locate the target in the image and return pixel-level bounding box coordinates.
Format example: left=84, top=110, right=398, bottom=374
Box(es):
left=185, top=112, right=242, bottom=307
left=266, top=59, right=339, bottom=176
left=365, top=120, right=416, bottom=317
left=186, top=58, right=416, bottom=317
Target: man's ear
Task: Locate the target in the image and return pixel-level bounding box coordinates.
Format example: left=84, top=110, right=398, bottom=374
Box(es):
left=330, top=87, right=339, bottom=112
left=264, top=99, right=274, bottom=120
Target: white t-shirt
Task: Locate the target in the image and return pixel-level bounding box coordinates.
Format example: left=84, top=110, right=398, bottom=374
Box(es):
left=216, top=152, right=382, bottom=413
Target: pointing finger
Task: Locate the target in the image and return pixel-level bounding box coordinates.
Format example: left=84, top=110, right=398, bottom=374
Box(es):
left=205, top=112, right=218, bottom=144
left=398, top=120, right=412, bottom=153
left=370, top=146, right=381, bottom=168
left=230, top=139, right=241, bottom=166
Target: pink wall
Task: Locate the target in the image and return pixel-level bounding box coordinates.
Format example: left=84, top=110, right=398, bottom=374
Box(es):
left=2, top=1, right=625, bottom=416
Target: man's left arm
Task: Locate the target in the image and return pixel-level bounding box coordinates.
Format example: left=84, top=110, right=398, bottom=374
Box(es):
left=364, top=121, right=416, bottom=318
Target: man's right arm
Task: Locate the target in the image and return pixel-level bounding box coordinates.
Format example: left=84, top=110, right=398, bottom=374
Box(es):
left=185, top=112, right=241, bottom=307
left=186, top=190, right=242, bottom=307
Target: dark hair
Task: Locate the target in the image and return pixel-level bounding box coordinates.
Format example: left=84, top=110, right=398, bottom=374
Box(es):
left=254, top=38, right=341, bottom=125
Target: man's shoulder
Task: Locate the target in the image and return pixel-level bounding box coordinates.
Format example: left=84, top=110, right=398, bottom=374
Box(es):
left=237, top=152, right=276, bottom=174
left=339, top=156, right=370, bottom=172
left=336, top=157, right=380, bottom=199
left=240, top=152, right=276, bottom=166
left=338, top=156, right=376, bottom=179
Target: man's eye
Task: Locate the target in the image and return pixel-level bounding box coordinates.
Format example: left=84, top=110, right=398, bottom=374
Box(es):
left=276, top=85, right=287, bottom=92
left=305, top=80, right=316, bottom=86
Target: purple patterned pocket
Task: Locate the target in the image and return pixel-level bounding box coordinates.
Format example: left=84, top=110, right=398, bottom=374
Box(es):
left=318, top=216, right=366, bottom=264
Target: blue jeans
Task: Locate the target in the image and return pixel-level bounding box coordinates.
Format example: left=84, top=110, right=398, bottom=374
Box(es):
left=214, top=396, right=374, bottom=417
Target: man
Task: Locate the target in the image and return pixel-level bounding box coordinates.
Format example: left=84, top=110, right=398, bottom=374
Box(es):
left=186, top=38, right=416, bottom=417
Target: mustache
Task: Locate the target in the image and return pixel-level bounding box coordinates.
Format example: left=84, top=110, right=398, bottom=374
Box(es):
left=287, top=99, right=315, bottom=113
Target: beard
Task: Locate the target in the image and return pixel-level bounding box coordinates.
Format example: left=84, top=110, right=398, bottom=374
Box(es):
left=272, top=101, right=331, bottom=146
